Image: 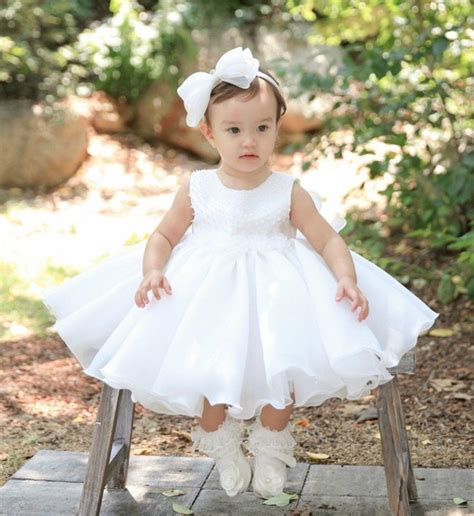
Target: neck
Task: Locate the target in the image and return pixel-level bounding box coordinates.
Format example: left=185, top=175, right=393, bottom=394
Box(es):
left=216, top=164, right=271, bottom=186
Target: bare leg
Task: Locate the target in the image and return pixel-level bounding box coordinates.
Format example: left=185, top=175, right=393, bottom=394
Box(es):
left=195, top=397, right=227, bottom=431
left=260, top=391, right=295, bottom=430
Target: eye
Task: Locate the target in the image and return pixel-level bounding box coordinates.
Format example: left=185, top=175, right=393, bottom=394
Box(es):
left=227, top=127, right=239, bottom=134
left=258, top=125, right=269, bottom=132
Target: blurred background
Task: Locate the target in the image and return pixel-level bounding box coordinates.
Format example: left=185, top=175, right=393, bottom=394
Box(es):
left=1, top=0, right=472, bottom=487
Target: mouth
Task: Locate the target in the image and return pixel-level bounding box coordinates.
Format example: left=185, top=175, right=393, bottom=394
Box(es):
left=240, top=154, right=259, bottom=159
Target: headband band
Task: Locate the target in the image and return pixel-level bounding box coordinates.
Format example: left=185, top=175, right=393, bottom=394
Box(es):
left=177, top=47, right=280, bottom=128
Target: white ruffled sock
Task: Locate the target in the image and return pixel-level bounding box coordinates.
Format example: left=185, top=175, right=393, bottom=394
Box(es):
left=246, top=415, right=297, bottom=499
left=191, top=411, right=252, bottom=497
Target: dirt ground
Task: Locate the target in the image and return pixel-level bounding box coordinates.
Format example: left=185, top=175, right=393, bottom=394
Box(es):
left=0, top=131, right=472, bottom=487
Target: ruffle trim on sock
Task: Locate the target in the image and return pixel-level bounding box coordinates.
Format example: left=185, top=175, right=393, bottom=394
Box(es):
left=191, top=413, right=243, bottom=459
left=246, top=417, right=297, bottom=468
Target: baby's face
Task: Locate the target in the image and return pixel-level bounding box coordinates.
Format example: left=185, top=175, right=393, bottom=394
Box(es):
left=200, top=79, right=280, bottom=176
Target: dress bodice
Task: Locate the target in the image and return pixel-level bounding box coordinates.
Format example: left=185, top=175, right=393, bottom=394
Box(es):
left=186, top=168, right=299, bottom=255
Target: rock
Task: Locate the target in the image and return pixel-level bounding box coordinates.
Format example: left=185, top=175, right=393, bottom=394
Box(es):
left=133, top=80, right=218, bottom=161
left=0, top=99, right=89, bottom=189
left=89, top=91, right=134, bottom=134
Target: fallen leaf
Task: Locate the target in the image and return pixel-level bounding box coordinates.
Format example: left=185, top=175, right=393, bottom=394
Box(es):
left=338, top=404, right=369, bottom=418
left=161, top=489, right=185, bottom=497
left=172, top=502, right=193, bottom=514
left=430, top=378, right=466, bottom=392
left=428, top=328, right=455, bottom=337
left=134, top=447, right=154, bottom=455
left=294, top=418, right=311, bottom=428
left=453, top=497, right=468, bottom=505
left=356, top=406, right=378, bottom=423
left=306, top=452, right=330, bottom=462
left=422, top=439, right=432, bottom=445
left=263, top=492, right=298, bottom=507
left=452, top=392, right=473, bottom=401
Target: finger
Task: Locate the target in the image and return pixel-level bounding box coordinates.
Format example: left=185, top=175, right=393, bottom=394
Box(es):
left=362, top=299, right=369, bottom=319
left=358, top=299, right=369, bottom=320
left=335, top=286, right=344, bottom=301
left=351, top=297, right=360, bottom=311
left=140, top=287, right=150, bottom=305
left=134, top=292, right=141, bottom=308
left=163, top=277, right=173, bottom=294
left=151, top=286, right=161, bottom=300
left=136, top=290, right=146, bottom=308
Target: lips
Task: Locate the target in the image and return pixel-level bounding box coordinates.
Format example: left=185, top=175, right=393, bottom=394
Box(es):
left=241, top=154, right=258, bottom=158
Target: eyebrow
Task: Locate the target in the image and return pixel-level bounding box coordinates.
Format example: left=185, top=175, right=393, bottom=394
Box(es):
left=220, top=117, right=273, bottom=125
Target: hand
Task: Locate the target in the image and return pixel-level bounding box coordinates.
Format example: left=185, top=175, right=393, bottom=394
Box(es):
left=335, top=276, right=369, bottom=322
left=135, top=268, right=172, bottom=308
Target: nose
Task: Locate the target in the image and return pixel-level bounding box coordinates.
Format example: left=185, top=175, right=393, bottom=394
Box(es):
left=242, top=134, right=256, bottom=148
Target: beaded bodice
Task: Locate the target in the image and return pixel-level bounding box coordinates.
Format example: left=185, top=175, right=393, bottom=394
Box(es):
left=186, top=168, right=298, bottom=256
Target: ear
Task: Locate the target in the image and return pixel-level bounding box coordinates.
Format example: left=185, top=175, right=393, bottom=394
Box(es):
left=199, top=121, right=216, bottom=148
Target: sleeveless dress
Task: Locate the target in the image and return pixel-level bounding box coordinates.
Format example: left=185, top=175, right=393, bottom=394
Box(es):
left=41, top=168, right=439, bottom=420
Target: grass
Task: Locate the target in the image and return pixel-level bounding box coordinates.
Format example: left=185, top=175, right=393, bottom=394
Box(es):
left=0, top=260, right=78, bottom=342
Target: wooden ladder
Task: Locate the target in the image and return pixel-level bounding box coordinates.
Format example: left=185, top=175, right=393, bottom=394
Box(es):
left=77, top=350, right=418, bottom=516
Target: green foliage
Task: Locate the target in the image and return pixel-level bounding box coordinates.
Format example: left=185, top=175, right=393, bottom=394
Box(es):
left=67, top=0, right=195, bottom=102
left=0, top=0, right=93, bottom=100
left=435, top=222, right=474, bottom=302
left=181, top=0, right=291, bottom=29
left=0, top=0, right=194, bottom=103
left=0, top=1, right=116, bottom=100
left=283, top=0, right=473, bottom=303
left=343, top=215, right=405, bottom=281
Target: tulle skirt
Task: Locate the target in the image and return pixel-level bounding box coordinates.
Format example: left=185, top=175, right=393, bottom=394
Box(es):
left=41, top=227, right=439, bottom=420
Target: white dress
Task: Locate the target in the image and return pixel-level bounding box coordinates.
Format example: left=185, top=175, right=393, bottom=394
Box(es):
left=41, top=168, right=439, bottom=420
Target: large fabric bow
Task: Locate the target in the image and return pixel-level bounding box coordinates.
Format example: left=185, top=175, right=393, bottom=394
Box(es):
left=177, top=47, right=273, bottom=128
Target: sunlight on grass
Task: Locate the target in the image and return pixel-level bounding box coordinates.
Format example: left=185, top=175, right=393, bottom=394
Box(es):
left=0, top=261, right=78, bottom=342
left=0, top=241, right=153, bottom=342
left=0, top=188, right=156, bottom=343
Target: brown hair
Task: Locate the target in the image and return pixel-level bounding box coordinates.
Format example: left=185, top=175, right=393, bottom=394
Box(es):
left=203, top=67, right=286, bottom=126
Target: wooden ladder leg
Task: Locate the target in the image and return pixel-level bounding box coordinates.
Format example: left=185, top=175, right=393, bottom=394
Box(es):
left=375, top=375, right=418, bottom=516
left=78, top=383, right=123, bottom=516
left=107, top=388, right=135, bottom=489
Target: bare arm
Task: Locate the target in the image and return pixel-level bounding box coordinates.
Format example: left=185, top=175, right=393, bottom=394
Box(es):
left=135, top=176, right=194, bottom=308
left=142, top=176, right=194, bottom=276
left=289, top=182, right=356, bottom=282
left=289, top=181, right=368, bottom=321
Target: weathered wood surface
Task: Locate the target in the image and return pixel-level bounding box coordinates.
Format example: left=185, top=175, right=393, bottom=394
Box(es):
left=78, top=384, right=135, bottom=516
left=2, top=451, right=473, bottom=515
left=387, top=350, right=416, bottom=375
left=375, top=375, right=418, bottom=516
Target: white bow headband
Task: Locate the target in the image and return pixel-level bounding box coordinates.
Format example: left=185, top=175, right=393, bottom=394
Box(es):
left=177, top=47, right=280, bottom=128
